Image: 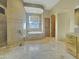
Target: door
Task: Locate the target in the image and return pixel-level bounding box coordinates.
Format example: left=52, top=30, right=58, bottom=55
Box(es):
left=51, top=15, right=55, bottom=37
left=45, top=18, right=50, bottom=37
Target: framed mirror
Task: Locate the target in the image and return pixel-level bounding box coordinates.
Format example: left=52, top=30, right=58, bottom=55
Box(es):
left=75, top=8, right=79, bottom=26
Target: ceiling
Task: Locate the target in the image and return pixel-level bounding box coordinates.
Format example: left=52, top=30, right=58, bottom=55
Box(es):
left=23, top=0, right=60, bottom=10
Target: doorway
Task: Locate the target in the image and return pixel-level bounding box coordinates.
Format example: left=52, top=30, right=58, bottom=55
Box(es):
left=45, top=18, right=50, bottom=37
left=51, top=15, right=56, bottom=37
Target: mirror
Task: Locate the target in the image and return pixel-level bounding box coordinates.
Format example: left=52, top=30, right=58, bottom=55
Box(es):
left=75, top=8, right=79, bottom=26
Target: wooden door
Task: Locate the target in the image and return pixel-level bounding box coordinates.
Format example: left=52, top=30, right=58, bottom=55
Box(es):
left=45, top=18, right=50, bottom=37
left=51, top=15, right=55, bottom=37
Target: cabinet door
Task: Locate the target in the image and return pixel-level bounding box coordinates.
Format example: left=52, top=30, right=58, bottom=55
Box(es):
left=77, top=37, right=79, bottom=59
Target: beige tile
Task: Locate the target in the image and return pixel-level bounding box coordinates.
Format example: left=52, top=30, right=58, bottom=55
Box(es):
left=0, top=38, right=75, bottom=59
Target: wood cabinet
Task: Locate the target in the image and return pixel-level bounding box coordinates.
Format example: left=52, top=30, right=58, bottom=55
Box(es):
left=64, top=34, right=79, bottom=59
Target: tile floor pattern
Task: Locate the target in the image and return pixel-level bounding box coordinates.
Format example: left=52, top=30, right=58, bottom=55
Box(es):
left=0, top=39, right=75, bottom=59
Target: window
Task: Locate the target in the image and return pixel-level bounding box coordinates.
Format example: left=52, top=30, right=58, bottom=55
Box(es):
left=29, top=15, right=40, bottom=29
left=24, top=13, right=44, bottom=34
left=23, top=23, right=26, bottom=30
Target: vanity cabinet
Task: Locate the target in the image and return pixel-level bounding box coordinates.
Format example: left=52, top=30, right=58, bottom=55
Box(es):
left=64, top=34, right=79, bottom=59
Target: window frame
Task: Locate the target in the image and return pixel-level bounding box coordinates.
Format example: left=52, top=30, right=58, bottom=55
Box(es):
left=26, top=13, right=43, bottom=34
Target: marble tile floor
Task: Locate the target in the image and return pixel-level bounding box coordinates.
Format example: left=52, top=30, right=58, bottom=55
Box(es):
left=0, top=38, right=75, bottom=59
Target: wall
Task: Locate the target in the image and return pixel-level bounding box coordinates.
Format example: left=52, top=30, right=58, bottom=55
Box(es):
left=7, top=0, right=26, bottom=44
left=43, top=10, right=50, bottom=18
left=57, top=12, right=70, bottom=40
left=0, top=0, right=7, bottom=7
left=0, top=14, right=7, bottom=47
left=49, top=0, right=79, bottom=40
left=0, top=1, right=7, bottom=47
left=7, top=0, right=46, bottom=44
left=43, top=10, right=51, bottom=37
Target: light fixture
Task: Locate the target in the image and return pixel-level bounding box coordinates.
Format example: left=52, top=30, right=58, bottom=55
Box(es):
left=24, top=6, right=44, bottom=14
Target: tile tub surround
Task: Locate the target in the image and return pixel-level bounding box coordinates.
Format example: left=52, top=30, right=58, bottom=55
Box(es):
left=0, top=38, right=75, bottom=59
